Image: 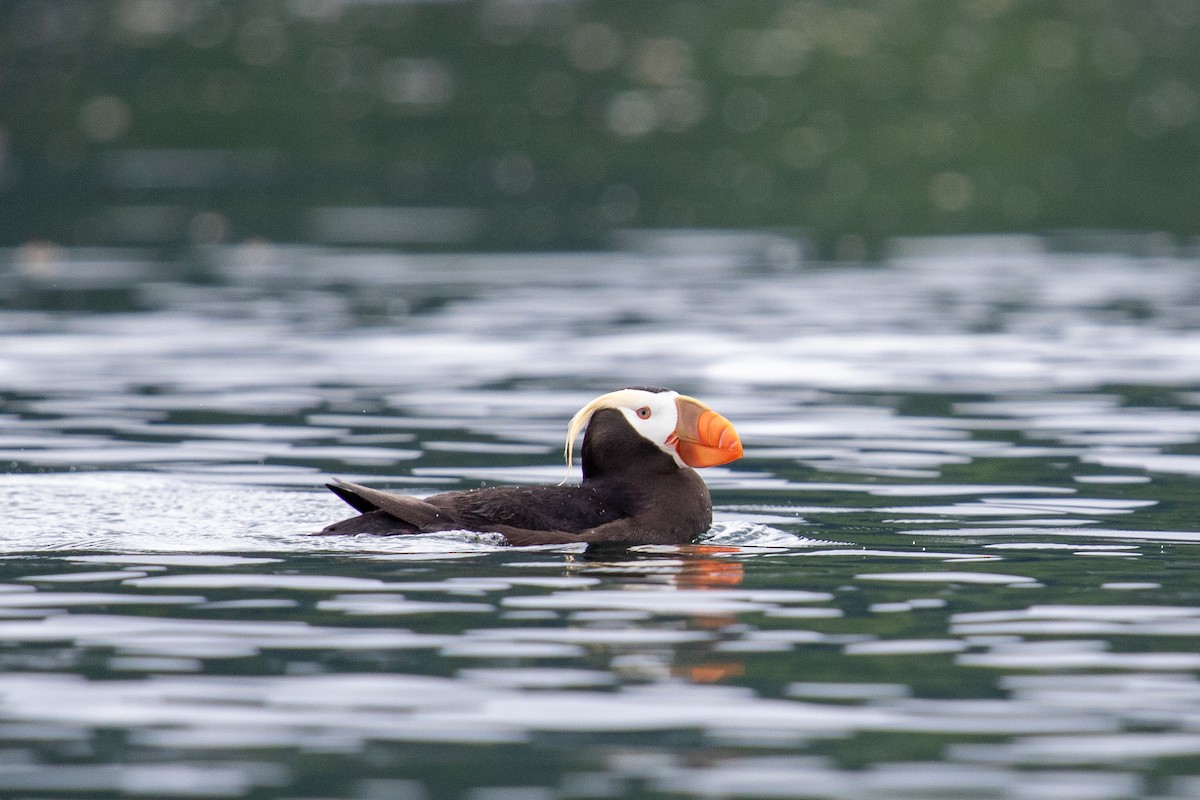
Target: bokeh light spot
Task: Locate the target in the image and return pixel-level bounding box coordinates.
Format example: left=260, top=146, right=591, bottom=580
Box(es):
left=568, top=22, right=623, bottom=73
left=632, top=38, right=693, bottom=86
left=379, top=59, right=455, bottom=114
left=605, top=90, right=658, bottom=140
left=1127, top=79, right=1199, bottom=139
left=929, top=171, right=974, bottom=213
left=659, top=83, right=708, bottom=132
left=479, top=0, right=537, bottom=47
left=116, top=0, right=184, bottom=41
left=188, top=211, right=229, bottom=245
left=183, top=2, right=233, bottom=50
left=493, top=152, right=535, bottom=196
left=235, top=16, right=287, bottom=68
left=79, top=95, right=132, bottom=143
left=780, top=126, right=831, bottom=170
left=1028, top=20, right=1079, bottom=73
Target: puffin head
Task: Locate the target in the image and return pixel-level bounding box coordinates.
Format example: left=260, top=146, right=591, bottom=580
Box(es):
left=564, top=387, right=743, bottom=475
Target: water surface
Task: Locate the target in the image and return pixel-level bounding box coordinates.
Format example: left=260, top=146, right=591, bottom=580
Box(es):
left=2, top=239, right=1200, bottom=798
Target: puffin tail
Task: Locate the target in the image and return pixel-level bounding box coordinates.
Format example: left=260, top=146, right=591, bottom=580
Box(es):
left=326, top=481, right=379, bottom=513
left=325, top=479, right=452, bottom=530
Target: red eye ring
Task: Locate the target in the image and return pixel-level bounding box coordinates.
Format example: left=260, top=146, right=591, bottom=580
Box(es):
left=635, top=406, right=652, bottom=419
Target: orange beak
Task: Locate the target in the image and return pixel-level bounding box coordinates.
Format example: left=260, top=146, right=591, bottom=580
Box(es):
left=672, top=395, right=743, bottom=468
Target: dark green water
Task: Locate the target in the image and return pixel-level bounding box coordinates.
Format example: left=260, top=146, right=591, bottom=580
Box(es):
left=2, top=241, right=1200, bottom=798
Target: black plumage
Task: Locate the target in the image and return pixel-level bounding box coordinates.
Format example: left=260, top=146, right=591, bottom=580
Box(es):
left=317, top=390, right=740, bottom=546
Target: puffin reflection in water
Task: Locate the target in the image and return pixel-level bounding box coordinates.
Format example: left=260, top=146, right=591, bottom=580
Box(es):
left=319, top=387, right=743, bottom=546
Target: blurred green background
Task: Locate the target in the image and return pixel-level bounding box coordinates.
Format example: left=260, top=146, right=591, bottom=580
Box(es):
left=2, top=0, right=1197, bottom=255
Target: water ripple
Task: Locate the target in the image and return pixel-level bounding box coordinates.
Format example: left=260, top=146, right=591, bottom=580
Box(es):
left=3, top=246, right=1200, bottom=794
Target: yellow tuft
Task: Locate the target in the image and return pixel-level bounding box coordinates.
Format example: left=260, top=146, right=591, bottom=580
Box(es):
left=561, top=389, right=649, bottom=483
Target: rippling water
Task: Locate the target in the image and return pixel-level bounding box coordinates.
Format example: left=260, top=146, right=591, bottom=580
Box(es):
left=2, top=238, right=1200, bottom=798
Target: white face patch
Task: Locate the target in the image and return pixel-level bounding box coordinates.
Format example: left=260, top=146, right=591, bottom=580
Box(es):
left=563, top=389, right=683, bottom=475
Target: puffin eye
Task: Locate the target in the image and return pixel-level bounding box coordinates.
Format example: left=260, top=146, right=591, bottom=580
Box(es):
left=635, top=406, right=652, bottom=419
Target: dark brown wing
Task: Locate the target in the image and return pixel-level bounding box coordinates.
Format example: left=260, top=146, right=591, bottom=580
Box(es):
left=425, top=484, right=626, bottom=532
left=321, top=479, right=629, bottom=535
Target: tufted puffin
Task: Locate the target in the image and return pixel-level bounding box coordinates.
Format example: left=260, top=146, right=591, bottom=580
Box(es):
left=317, top=387, right=743, bottom=546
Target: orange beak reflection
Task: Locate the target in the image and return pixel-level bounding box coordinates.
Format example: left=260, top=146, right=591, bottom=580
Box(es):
left=673, top=396, right=743, bottom=468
